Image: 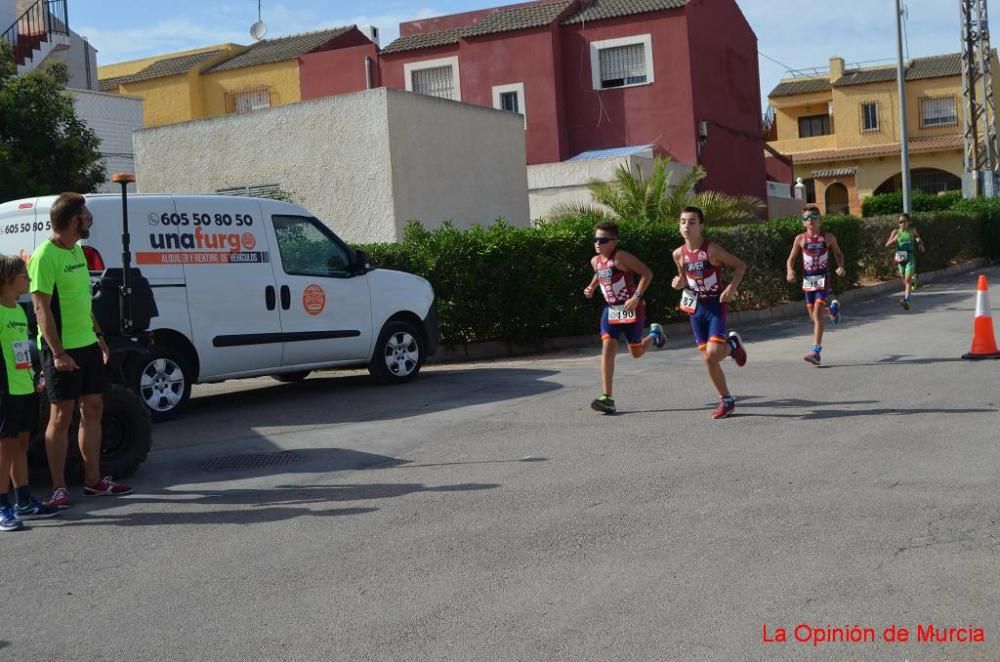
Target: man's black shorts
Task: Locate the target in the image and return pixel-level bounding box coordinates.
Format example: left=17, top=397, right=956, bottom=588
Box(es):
left=0, top=393, right=40, bottom=438
left=41, top=343, right=107, bottom=402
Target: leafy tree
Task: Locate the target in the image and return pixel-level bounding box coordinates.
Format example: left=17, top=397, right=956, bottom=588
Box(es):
left=545, top=157, right=764, bottom=225
left=0, top=42, right=106, bottom=201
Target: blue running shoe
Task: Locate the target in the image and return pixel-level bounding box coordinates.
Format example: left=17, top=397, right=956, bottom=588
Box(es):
left=648, top=323, right=666, bottom=349
left=829, top=299, right=841, bottom=325
left=0, top=506, right=23, bottom=532
left=15, top=498, right=60, bottom=521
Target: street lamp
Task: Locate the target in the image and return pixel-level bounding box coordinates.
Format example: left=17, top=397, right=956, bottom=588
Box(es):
left=895, top=0, right=912, bottom=212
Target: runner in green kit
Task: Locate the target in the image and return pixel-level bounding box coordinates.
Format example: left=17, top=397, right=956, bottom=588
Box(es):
left=884, top=213, right=925, bottom=310
left=0, top=256, right=58, bottom=531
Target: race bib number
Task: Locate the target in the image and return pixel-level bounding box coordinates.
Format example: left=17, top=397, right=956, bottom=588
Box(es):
left=894, top=250, right=908, bottom=264
left=679, top=289, right=699, bottom=314
left=13, top=340, right=31, bottom=370
left=607, top=305, right=637, bottom=325
left=802, top=275, right=826, bottom=292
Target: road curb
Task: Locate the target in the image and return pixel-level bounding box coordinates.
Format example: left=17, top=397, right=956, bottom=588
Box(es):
left=427, top=258, right=994, bottom=364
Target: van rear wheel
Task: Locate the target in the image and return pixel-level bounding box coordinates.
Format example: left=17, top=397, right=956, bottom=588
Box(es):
left=369, top=320, right=425, bottom=384
left=130, top=346, right=192, bottom=421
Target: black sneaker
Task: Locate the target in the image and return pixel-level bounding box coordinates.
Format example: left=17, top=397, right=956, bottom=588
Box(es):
left=15, top=498, right=60, bottom=520
left=590, top=395, right=616, bottom=414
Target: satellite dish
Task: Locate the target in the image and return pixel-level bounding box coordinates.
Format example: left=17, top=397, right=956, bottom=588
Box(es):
left=250, top=20, right=267, bottom=41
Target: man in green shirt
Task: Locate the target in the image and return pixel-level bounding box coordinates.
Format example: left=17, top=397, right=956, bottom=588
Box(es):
left=29, top=193, right=131, bottom=507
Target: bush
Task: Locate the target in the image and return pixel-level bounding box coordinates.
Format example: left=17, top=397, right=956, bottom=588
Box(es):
left=358, top=211, right=990, bottom=347
left=951, top=197, right=1000, bottom=257
left=861, top=190, right=963, bottom=216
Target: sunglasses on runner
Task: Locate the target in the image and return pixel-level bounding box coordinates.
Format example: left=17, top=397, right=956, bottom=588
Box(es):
left=802, top=213, right=820, bottom=221
left=593, top=236, right=616, bottom=244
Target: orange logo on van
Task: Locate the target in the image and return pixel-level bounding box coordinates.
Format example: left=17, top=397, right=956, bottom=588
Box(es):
left=302, top=284, right=326, bottom=316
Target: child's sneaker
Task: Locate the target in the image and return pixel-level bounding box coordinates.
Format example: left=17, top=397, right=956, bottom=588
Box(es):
left=911, top=275, right=919, bottom=289
left=727, top=331, right=747, bottom=366
left=648, top=323, right=666, bottom=349
left=712, top=395, right=735, bottom=419
left=83, top=477, right=133, bottom=496
left=0, top=506, right=24, bottom=532
left=15, top=498, right=60, bottom=520
left=47, top=487, right=71, bottom=509
left=590, top=395, right=616, bottom=414
left=829, top=299, right=841, bottom=325
left=900, top=297, right=910, bottom=311
left=803, top=350, right=822, bottom=366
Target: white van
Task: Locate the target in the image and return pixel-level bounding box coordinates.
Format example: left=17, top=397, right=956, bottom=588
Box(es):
left=0, top=194, right=439, bottom=419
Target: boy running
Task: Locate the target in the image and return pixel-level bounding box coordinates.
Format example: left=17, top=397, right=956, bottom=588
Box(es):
left=885, top=213, right=925, bottom=310
left=786, top=205, right=847, bottom=366
left=584, top=221, right=666, bottom=414
left=671, top=207, right=748, bottom=419
left=0, top=256, right=59, bottom=532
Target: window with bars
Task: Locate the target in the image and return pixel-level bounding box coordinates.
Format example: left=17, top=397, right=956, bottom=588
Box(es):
left=225, top=87, right=272, bottom=114
left=861, top=101, right=879, bottom=132
left=411, top=65, right=456, bottom=100
left=920, top=96, right=958, bottom=128
left=500, top=91, right=519, bottom=114
left=798, top=114, right=831, bottom=138
left=598, top=43, right=648, bottom=88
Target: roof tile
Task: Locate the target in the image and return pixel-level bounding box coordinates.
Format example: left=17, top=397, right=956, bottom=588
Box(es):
left=562, top=0, right=689, bottom=25
left=205, top=27, right=352, bottom=73
left=789, top=135, right=964, bottom=164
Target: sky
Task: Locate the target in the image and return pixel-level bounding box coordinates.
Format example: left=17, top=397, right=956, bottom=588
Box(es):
left=69, top=0, right=989, bottom=111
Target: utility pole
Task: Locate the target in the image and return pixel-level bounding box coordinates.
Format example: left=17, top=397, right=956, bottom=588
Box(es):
left=896, top=0, right=912, bottom=212
left=961, top=0, right=1000, bottom=197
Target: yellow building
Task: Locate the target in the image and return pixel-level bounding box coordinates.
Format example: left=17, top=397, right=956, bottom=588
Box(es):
left=767, top=52, right=995, bottom=216
left=98, top=28, right=352, bottom=127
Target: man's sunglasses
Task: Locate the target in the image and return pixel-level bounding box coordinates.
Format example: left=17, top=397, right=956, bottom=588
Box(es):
left=593, top=236, right=616, bottom=244
left=801, top=213, right=821, bottom=221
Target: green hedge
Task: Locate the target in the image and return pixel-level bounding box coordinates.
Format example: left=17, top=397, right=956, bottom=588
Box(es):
left=861, top=190, right=963, bottom=216
left=359, top=212, right=993, bottom=347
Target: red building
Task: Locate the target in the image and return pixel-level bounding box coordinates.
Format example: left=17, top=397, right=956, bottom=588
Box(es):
left=300, top=0, right=766, bottom=200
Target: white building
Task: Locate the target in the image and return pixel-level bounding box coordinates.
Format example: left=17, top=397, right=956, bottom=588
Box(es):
left=133, top=87, right=530, bottom=244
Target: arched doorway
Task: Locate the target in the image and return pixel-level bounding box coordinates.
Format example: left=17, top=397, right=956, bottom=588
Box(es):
left=874, top=168, right=962, bottom=195
left=825, top=182, right=850, bottom=215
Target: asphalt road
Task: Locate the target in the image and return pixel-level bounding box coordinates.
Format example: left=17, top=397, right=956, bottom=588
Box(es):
left=4, top=266, right=999, bottom=662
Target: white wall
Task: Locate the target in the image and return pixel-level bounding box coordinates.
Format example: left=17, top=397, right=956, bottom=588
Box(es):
left=527, top=156, right=693, bottom=221
left=71, top=89, right=143, bottom=193
left=133, top=88, right=530, bottom=244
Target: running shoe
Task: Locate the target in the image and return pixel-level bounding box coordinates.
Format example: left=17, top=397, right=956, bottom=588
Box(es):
left=648, top=323, right=666, bottom=349
left=0, top=506, right=23, bottom=532
left=911, top=275, right=919, bottom=290
left=829, top=299, right=841, bottom=326
left=83, top=477, right=133, bottom=496
left=803, top=351, right=822, bottom=366
left=712, top=396, right=735, bottom=419
left=15, top=498, right=60, bottom=521
left=590, top=395, right=616, bottom=414
left=900, top=298, right=910, bottom=311
left=727, top=331, right=747, bottom=367
left=47, top=487, right=71, bottom=509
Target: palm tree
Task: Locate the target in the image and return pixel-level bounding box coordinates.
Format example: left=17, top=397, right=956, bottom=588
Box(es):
left=545, top=157, right=764, bottom=225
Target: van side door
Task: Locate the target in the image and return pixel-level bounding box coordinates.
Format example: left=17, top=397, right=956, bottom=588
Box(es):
left=267, top=214, right=373, bottom=366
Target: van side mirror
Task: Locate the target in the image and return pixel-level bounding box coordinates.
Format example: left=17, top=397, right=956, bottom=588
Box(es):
left=352, top=249, right=370, bottom=274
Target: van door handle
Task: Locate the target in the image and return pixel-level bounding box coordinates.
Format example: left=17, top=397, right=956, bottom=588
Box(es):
left=280, top=285, right=291, bottom=310
left=265, top=286, right=276, bottom=310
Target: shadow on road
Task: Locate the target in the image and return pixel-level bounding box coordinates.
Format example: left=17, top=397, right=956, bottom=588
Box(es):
left=50, top=481, right=500, bottom=528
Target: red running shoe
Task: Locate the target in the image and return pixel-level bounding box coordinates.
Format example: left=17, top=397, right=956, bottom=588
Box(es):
left=727, top=331, right=747, bottom=367
left=84, top=477, right=133, bottom=496
left=712, top=396, right=735, bottom=419
left=47, top=487, right=71, bottom=509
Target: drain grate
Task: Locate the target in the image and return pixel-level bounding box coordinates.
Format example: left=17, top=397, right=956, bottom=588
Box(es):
left=202, top=451, right=306, bottom=472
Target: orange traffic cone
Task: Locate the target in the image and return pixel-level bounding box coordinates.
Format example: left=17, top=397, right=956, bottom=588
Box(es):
left=962, top=275, right=1000, bottom=360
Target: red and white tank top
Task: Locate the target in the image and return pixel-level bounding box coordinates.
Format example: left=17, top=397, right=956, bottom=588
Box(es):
left=681, top=240, right=723, bottom=298
left=802, top=232, right=830, bottom=276
left=596, top=252, right=639, bottom=306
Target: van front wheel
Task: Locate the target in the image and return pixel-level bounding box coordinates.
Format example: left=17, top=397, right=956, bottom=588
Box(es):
left=369, top=321, right=424, bottom=384
left=130, top=346, right=192, bottom=421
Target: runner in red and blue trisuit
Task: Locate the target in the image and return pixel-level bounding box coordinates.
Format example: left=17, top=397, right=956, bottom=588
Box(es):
left=786, top=205, right=847, bottom=366
left=671, top=206, right=748, bottom=419
left=584, top=221, right=665, bottom=414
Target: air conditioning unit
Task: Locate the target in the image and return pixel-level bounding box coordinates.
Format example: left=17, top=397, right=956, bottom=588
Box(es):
left=361, top=25, right=380, bottom=47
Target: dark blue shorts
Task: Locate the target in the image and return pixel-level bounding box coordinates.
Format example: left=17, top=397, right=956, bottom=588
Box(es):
left=804, top=289, right=831, bottom=307
left=689, top=297, right=727, bottom=349
left=600, top=306, right=645, bottom=346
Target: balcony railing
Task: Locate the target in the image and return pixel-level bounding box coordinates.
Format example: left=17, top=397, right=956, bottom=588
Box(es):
left=2, top=0, right=69, bottom=67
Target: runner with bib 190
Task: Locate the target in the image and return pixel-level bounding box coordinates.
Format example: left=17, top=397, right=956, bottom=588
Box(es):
left=584, top=221, right=665, bottom=414
left=671, top=206, right=748, bottom=420
left=786, top=205, right=847, bottom=366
